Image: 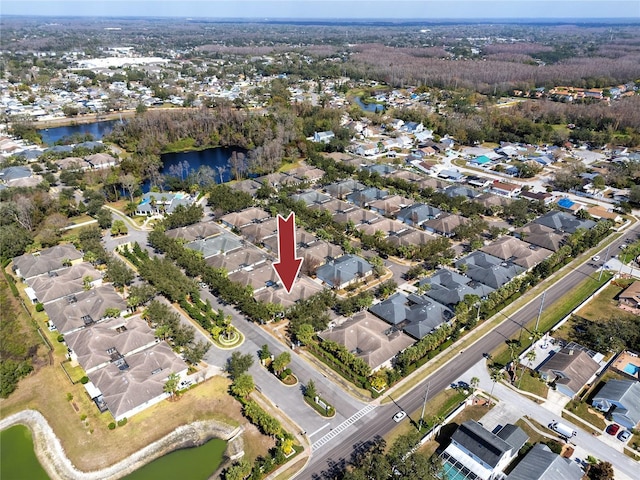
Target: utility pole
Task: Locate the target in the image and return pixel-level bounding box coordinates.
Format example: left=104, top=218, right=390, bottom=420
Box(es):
left=419, top=382, right=430, bottom=432
left=598, top=243, right=611, bottom=281
left=535, top=290, right=546, bottom=333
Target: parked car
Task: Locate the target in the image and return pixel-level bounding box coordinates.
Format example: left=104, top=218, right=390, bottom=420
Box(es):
left=393, top=411, right=407, bottom=422
left=606, top=424, right=620, bottom=435
left=617, top=430, right=631, bottom=442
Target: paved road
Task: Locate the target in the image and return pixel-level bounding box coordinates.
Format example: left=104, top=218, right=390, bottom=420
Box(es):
left=302, top=225, right=640, bottom=479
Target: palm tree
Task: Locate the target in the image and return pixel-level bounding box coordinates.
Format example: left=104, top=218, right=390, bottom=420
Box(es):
left=163, top=372, right=180, bottom=400
left=489, top=368, right=503, bottom=406
left=518, top=350, right=538, bottom=389
left=470, top=376, right=480, bottom=397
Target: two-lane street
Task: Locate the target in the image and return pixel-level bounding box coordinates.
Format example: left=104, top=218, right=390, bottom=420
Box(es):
left=302, top=226, right=640, bottom=478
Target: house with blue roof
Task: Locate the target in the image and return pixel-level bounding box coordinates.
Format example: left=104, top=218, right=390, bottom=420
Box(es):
left=470, top=155, right=492, bottom=166
left=346, top=187, right=388, bottom=207
left=455, top=252, right=525, bottom=289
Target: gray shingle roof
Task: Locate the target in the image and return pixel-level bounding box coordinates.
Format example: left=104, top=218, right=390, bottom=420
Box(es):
left=13, top=244, right=83, bottom=279
left=455, top=252, right=525, bottom=289
left=507, top=443, right=583, bottom=480
left=396, top=203, right=442, bottom=225
left=538, top=347, right=600, bottom=397
left=316, top=254, right=373, bottom=288
left=592, top=379, right=640, bottom=428
left=186, top=233, right=242, bottom=258
left=420, top=269, right=494, bottom=307
left=451, top=421, right=514, bottom=468
left=534, top=211, right=596, bottom=234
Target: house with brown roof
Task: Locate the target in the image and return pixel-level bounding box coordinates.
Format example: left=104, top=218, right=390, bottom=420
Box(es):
left=308, top=198, right=353, bottom=215
left=65, top=315, right=157, bottom=373
left=230, top=179, right=261, bottom=195
left=240, top=217, right=278, bottom=244
left=481, top=236, right=552, bottom=270
left=88, top=342, right=188, bottom=421
left=318, top=311, right=414, bottom=371
left=85, top=153, right=118, bottom=170
left=219, top=207, right=270, bottom=229
left=491, top=180, right=521, bottom=198
left=254, top=277, right=324, bottom=309
left=262, top=229, right=317, bottom=253
left=515, top=223, right=565, bottom=252
left=587, top=206, right=622, bottom=223
left=13, top=244, right=83, bottom=280
left=299, top=241, right=344, bottom=275
left=288, top=165, right=325, bottom=183
left=619, top=281, right=640, bottom=309
left=205, top=248, right=267, bottom=274
left=387, top=229, right=436, bottom=248
left=334, top=207, right=379, bottom=226
left=27, top=264, right=103, bottom=305
left=475, top=193, right=511, bottom=210
left=46, top=285, right=127, bottom=335
left=424, top=213, right=467, bottom=237
left=369, top=195, right=414, bottom=217
left=520, top=190, right=555, bottom=205
left=357, top=218, right=407, bottom=238
left=228, top=262, right=281, bottom=292
left=537, top=346, right=601, bottom=398
left=165, top=222, right=222, bottom=242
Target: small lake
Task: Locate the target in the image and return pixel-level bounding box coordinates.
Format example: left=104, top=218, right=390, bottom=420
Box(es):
left=354, top=96, right=385, bottom=113
left=0, top=425, right=49, bottom=480
left=39, top=120, right=120, bottom=145
left=0, top=424, right=226, bottom=480
left=122, top=437, right=227, bottom=480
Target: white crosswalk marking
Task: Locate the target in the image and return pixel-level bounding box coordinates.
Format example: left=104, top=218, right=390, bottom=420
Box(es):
left=311, top=404, right=376, bottom=451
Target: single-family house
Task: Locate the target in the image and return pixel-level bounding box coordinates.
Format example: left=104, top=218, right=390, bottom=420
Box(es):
left=533, top=211, right=596, bottom=234
left=240, top=217, right=279, bottom=244
left=219, top=207, right=270, bottom=229
left=475, top=193, right=512, bottom=210
left=254, top=276, right=324, bottom=310
left=334, top=207, right=379, bottom=226
left=313, top=131, right=335, bottom=143
left=134, top=192, right=194, bottom=216
left=619, top=281, right=640, bottom=309
left=438, top=169, right=465, bottom=182
left=88, top=342, right=187, bottom=421
left=401, top=121, right=424, bottom=134
left=506, top=443, right=584, bottom=480
left=362, top=164, right=397, bottom=176
left=228, top=262, right=281, bottom=292
left=592, top=379, right=640, bottom=429
left=445, top=185, right=480, bottom=200
left=346, top=187, right=389, bottom=207
left=27, top=264, right=103, bottom=305
left=357, top=218, right=407, bottom=238
left=13, top=244, right=83, bottom=280
left=424, top=213, right=468, bottom=237
left=356, top=143, right=379, bottom=157
left=419, top=269, right=494, bottom=308
left=291, top=190, right=332, bottom=206
left=205, top=248, right=267, bottom=274
left=45, top=285, right=127, bottom=335
left=455, top=252, right=525, bottom=289
left=369, top=292, right=454, bottom=340
left=396, top=203, right=442, bottom=227
left=318, top=311, right=414, bottom=372
left=491, top=180, right=521, bottom=198
left=287, top=165, right=325, bottom=183
left=586, top=206, right=622, bottom=223
left=441, top=421, right=528, bottom=480
left=470, top=155, right=492, bottom=167
left=165, top=222, right=222, bottom=242
left=386, top=229, right=435, bottom=249
left=186, top=233, right=243, bottom=258
left=64, top=315, right=157, bottom=373
left=481, top=236, right=552, bottom=270
left=369, top=195, right=414, bottom=217
left=520, top=190, right=555, bottom=205
left=0, top=166, right=32, bottom=185
left=515, top=223, right=566, bottom=252
left=298, top=241, right=344, bottom=274
left=537, top=346, right=601, bottom=398
left=324, top=180, right=366, bottom=199
left=85, top=153, right=118, bottom=169
left=466, top=176, right=493, bottom=189
left=316, top=254, right=373, bottom=289
left=230, top=179, right=262, bottom=195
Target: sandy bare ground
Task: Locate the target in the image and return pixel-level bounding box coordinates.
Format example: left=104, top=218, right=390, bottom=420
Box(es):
left=0, top=410, right=244, bottom=480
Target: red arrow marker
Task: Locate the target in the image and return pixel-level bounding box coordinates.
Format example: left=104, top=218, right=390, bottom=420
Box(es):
left=273, top=212, right=304, bottom=294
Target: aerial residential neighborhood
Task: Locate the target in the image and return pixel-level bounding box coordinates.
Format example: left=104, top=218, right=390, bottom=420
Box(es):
left=1, top=4, right=640, bottom=480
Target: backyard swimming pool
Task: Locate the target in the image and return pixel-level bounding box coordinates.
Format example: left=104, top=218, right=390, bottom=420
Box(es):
left=623, top=362, right=640, bottom=376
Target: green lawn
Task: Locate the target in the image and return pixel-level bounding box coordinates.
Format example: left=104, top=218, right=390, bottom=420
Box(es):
left=565, top=400, right=606, bottom=430
left=576, top=281, right=638, bottom=323
left=516, top=370, right=549, bottom=398
left=492, top=272, right=612, bottom=365
left=515, top=418, right=548, bottom=445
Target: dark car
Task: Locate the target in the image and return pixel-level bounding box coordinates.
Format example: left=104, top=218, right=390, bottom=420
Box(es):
left=606, top=424, right=620, bottom=435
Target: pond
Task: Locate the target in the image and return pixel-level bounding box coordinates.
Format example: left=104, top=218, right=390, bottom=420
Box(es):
left=122, top=437, right=227, bottom=480
left=354, top=96, right=385, bottom=113
left=38, top=120, right=120, bottom=145
left=0, top=425, right=49, bottom=480
left=0, top=424, right=227, bottom=480
left=139, top=146, right=246, bottom=193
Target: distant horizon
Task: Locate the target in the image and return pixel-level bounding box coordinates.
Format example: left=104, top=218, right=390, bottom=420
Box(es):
left=2, top=1, right=639, bottom=21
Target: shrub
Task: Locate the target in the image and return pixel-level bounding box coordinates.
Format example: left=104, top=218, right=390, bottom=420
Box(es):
left=57, top=334, right=64, bottom=342
left=35, top=303, right=44, bottom=312
left=80, top=376, right=89, bottom=384
left=108, top=422, right=116, bottom=430
left=80, top=414, right=87, bottom=421
left=66, top=393, right=73, bottom=401
left=117, top=417, right=128, bottom=427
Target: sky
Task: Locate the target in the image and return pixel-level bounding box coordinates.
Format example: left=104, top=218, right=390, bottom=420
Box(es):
left=2, top=0, right=639, bottom=20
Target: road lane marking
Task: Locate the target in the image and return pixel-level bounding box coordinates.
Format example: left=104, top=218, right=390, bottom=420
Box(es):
left=309, top=423, right=330, bottom=437
left=311, top=404, right=376, bottom=451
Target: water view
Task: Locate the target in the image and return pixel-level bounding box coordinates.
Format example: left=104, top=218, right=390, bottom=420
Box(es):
left=0, top=425, right=49, bottom=480
left=354, top=96, right=385, bottom=113
left=122, top=438, right=227, bottom=480
left=39, top=119, right=120, bottom=145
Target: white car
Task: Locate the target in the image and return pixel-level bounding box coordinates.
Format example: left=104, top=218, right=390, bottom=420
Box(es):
left=592, top=255, right=600, bottom=262
left=393, top=411, right=407, bottom=422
